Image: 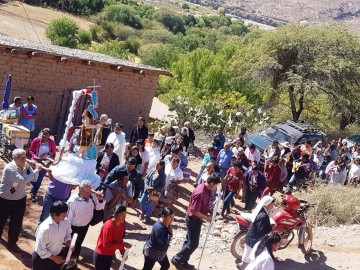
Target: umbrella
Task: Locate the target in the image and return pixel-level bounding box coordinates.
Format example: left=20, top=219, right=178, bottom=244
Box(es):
left=2, top=74, right=12, bottom=110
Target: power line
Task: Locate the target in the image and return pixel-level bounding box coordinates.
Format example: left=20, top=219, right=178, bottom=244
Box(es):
left=15, top=1, right=32, bottom=41
left=20, top=0, right=43, bottom=47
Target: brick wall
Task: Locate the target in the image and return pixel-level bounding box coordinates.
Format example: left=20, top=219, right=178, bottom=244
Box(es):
left=0, top=47, right=160, bottom=142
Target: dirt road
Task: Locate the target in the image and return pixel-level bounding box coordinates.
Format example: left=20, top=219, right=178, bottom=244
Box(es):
left=0, top=157, right=359, bottom=270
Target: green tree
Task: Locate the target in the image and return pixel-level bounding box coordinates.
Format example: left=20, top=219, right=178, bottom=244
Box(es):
left=153, top=8, right=185, bottom=34
left=232, top=24, right=360, bottom=130
left=90, top=40, right=129, bottom=59
left=77, top=29, right=92, bottom=48
left=101, top=4, right=143, bottom=29
left=139, top=44, right=181, bottom=69
left=45, top=17, right=79, bottom=48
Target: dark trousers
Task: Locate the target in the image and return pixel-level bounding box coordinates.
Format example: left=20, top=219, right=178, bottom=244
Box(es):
left=38, top=193, right=67, bottom=225
left=245, top=190, right=258, bottom=211
left=221, top=190, right=235, bottom=216
left=71, top=224, right=90, bottom=259
left=31, top=170, right=46, bottom=197
left=93, top=251, right=112, bottom=270
left=143, top=255, right=170, bottom=270
left=32, top=249, right=67, bottom=270
left=0, top=196, right=26, bottom=244
left=172, top=215, right=202, bottom=263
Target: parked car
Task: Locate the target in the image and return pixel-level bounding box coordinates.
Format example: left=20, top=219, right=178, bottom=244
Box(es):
left=249, top=120, right=326, bottom=156
left=342, top=134, right=360, bottom=148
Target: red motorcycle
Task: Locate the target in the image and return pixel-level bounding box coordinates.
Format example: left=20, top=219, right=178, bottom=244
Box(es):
left=230, top=194, right=314, bottom=259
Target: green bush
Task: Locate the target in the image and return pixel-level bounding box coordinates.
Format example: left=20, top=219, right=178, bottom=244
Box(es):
left=124, top=37, right=141, bottom=54
left=152, top=8, right=185, bottom=34
left=45, top=17, right=79, bottom=48
left=141, top=28, right=174, bottom=44
left=101, top=4, right=143, bottom=29
left=77, top=29, right=92, bottom=48
left=90, top=40, right=129, bottom=59
left=139, top=43, right=181, bottom=69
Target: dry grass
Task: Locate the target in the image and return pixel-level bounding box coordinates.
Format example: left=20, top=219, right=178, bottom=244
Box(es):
left=293, top=184, right=360, bottom=227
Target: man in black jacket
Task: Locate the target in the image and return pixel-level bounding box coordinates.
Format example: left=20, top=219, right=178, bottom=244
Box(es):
left=104, top=157, right=142, bottom=206
left=130, top=116, right=149, bottom=145
left=95, top=143, right=120, bottom=180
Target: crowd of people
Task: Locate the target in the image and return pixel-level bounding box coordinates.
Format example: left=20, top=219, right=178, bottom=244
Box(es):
left=0, top=109, right=359, bottom=270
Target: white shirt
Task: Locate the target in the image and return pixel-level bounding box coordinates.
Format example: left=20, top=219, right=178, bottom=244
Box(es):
left=139, top=149, right=150, bottom=175
left=245, top=244, right=275, bottom=270
left=148, top=147, right=160, bottom=172
left=349, top=164, right=360, bottom=180
left=38, top=141, right=50, bottom=158
left=165, top=163, right=183, bottom=189
left=245, top=148, right=261, bottom=163
left=35, top=216, right=72, bottom=259
left=106, top=132, right=126, bottom=165
left=67, top=193, right=105, bottom=227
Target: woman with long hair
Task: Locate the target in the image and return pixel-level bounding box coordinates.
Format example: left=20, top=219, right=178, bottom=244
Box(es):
left=142, top=207, right=175, bottom=270
left=245, top=232, right=281, bottom=270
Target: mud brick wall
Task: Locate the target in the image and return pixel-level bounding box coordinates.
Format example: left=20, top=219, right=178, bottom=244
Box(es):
left=0, top=47, right=160, bottom=142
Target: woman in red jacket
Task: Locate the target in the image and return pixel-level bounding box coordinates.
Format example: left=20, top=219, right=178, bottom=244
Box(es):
left=29, top=128, right=57, bottom=201
left=93, top=205, right=132, bottom=270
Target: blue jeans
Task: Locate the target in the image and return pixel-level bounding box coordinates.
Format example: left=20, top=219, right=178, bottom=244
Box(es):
left=31, top=170, right=46, bottom=197
left=285, top=174, right=305, bottom=194
left=221, top=189, right=235, bottom=216
left=140, top=190, right=155, bottom=220
left=172, top=215, right=202, bottom=263
left=38, top=192, right=67, bottom=224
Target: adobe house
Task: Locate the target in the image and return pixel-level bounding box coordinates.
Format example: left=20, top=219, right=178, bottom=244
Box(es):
left=0, top=33, right=171, bottom=142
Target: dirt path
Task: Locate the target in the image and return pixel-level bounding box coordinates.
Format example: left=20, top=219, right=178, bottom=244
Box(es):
left=0, top=1, right=92, bottom=43
left=0, top=157, right=359, bottom=270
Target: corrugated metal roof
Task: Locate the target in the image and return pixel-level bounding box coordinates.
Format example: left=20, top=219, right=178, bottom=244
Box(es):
left=0, top=33, right=172, bottom=76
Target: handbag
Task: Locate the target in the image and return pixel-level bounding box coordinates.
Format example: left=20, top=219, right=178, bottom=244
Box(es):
left=89, top=196, right=104, bottom=226
left=148, top=190, right=161, bottom=202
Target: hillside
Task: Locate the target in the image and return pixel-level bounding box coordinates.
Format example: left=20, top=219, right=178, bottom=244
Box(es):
left=0, top=1, right=92, bottom=43
left=185, top=0, right=360, bottom=34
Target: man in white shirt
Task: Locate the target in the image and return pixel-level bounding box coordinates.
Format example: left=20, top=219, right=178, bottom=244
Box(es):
left=106, top=123, right=126, bottom=165
left=32, top=201, right=73, bottom=270
left=67, top=180, right=104, bottom=262
left=136, top=139, right=150, bottom=178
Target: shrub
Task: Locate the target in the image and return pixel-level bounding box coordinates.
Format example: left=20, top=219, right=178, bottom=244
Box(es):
left=139, top=43, right=181, bottom=69
left=101, top=4, right=143, bottom=29
left=90, top=40, right=129, bottom=59
left=294, top=185, right=360, bottom=227
left=141, top=28, right=174, bottom=44
left=152, top=8, right=185, bottom=34
left=45, top=17, right=79, bottom=48
left=77, top=29, right=92, bottom=48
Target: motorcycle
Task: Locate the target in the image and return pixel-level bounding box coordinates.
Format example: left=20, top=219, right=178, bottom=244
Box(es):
left=230, top=194, right=314, bottom=259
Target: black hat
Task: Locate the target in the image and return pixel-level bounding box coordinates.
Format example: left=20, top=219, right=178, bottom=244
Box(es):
left=127, top=157, right=137, bottom=165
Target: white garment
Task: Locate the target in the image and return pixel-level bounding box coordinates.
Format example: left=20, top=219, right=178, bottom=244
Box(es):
left=245, top=148, right=261, bottom=164
left=245, top=242, right=275, bottom=270
left=242, top=243, right=253, bottom=264
left=250, top=195, right=273, bottom=222
left=349, top=164, right=360, bottom=180
left=35, top=216, right=72, bottom=259
left=9, top=103, right=21, bottom=118
left=329, top=170, right=347, bottom=185
left=165, top=163, right=184, bottom=189
left=38, top=141, right=50, bottom=158
left=139, top=149, right=150, bottom=175
left=148, top=147, right=160, bottom=172
left=106, top=132, right=126, bottom=165
left=67, top=193, right=105, bottom=227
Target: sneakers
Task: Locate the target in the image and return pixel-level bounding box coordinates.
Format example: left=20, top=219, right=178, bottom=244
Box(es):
left=171, top=259, right=195, bottom=269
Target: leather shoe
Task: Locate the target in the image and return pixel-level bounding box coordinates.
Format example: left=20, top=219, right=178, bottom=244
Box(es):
left=171, top=259, right=194, bottom=269
left=7, top=243, right=21, bottom=253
